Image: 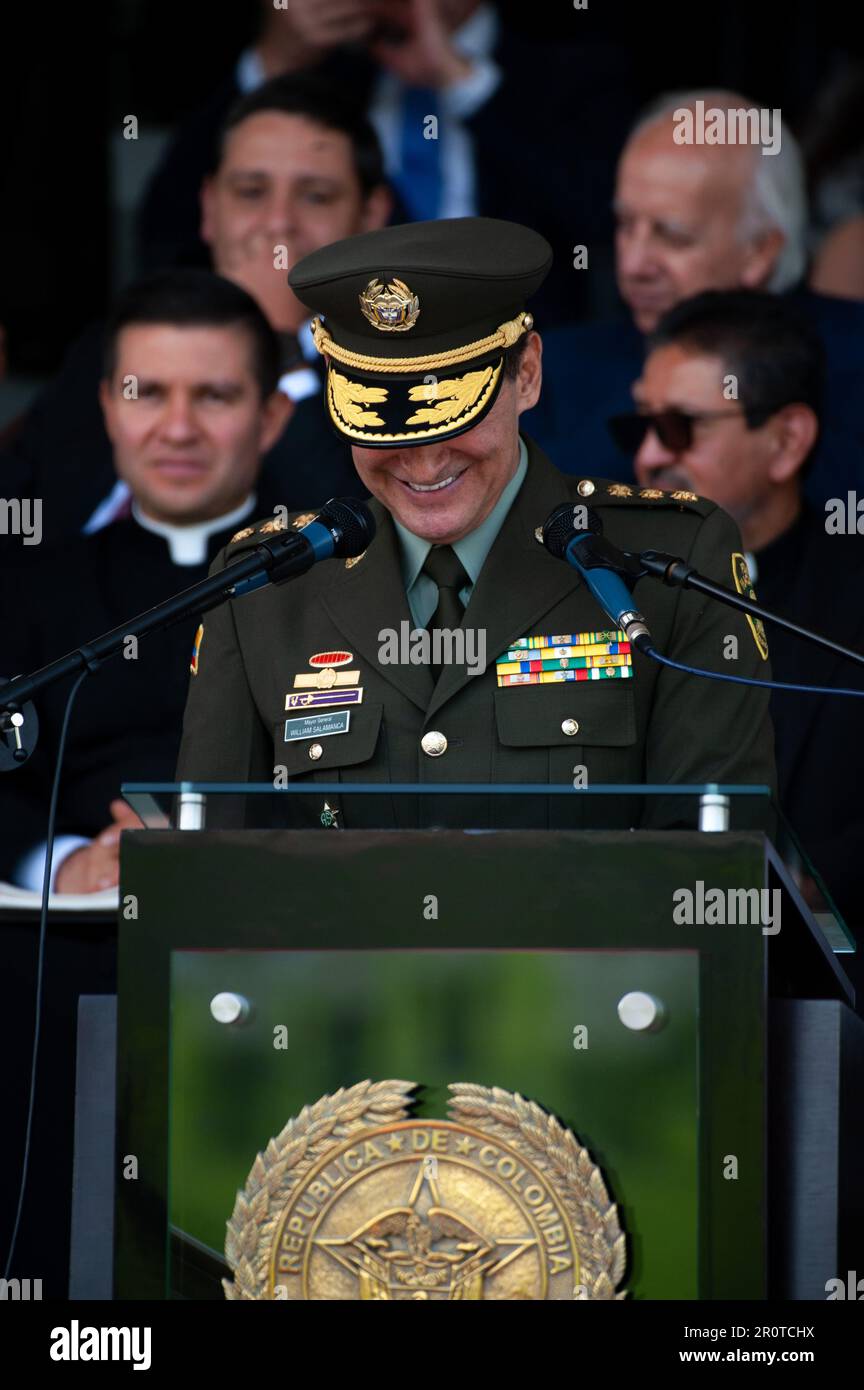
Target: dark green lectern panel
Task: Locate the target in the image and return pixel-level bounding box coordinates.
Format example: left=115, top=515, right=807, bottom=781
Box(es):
left=169, top=949, right=699, bottom=1298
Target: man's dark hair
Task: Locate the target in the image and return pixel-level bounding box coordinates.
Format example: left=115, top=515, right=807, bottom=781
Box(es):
left=649, top=290, right=825, bottom=427
left=216, top=74, right=387, bottom=197
left=103, top=270, right=281, bottom=397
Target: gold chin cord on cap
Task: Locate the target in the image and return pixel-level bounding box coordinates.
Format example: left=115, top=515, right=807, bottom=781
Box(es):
left=310, top=311, right=534, bottom=374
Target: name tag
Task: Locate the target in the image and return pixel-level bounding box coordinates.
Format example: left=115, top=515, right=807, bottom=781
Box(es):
left=283, top=710, right=351, bottom=742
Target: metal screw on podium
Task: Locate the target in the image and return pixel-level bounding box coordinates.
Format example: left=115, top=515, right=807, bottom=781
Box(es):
left=617, top=991, right=666, bottom=1032
left=698, top=788, right=729, bottom=832
left=210, top=992, right=251, bottom=1025
left=177, top=789, right=206, bottom=829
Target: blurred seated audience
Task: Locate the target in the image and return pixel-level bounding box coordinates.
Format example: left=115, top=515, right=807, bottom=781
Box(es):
left=0, top=78, right=392, bottom=548
left=0, top=272, right=291, bottom=894
left=810, top=213, right=864, bottom=299
left=137, top=0, right=636, bottom=325
left=616, top=288, right=863, bottom=939
left=803, top=55, right=864, bottom=298
left=528, top=91, right=864, bottom=508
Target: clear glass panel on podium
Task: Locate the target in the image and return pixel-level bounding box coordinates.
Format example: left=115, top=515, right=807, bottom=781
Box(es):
left=121, top=781, right=852, bottom=953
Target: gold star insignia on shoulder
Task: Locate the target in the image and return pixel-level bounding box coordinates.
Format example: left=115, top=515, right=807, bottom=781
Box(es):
left=671, top=489, right=700, bottom=502
left=260, top=517, right=287, bottom=534
left=607, top=484, right=633, bottom=498
left=345, top=551, right=366, bottom=569
left=292, top=512, right=318, bottom=529
left=231, top=526, right=255, bottom=543
left=639, top=488, right=665, bottom=500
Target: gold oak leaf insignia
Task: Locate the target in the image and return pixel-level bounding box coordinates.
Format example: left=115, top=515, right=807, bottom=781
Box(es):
left=405, top=367, right=493, bottom=426
left=330, top=369, right=388, bottom=427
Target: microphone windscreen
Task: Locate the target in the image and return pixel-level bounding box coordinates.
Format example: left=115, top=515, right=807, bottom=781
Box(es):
left=541, top=501, right=602, bottom=558
left=315, top=498, right=376, bottom=557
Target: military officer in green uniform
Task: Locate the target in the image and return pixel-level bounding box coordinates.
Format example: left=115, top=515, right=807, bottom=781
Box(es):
left=176, top=217, right=775, bottom=829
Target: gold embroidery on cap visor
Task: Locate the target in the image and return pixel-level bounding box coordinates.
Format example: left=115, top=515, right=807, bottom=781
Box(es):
left=327, top=360, right=504, bottom=444
left=328, top=372, right=389, bottom=429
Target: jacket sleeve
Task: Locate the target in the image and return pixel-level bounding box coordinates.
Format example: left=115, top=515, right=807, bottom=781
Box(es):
left=641, top=503, right=777, bottom=830
left=174, top=547, right=273, bottom=825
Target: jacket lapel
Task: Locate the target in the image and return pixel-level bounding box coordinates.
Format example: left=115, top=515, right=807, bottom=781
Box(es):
left=321, top=499, right=435, bottom=710
left=428, top=438, right=584, bottom=717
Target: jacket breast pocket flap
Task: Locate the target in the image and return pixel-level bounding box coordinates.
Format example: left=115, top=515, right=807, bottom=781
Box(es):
left=494, top=681, right=637, bottom=747
left=274, top=702, right=384, bottom=775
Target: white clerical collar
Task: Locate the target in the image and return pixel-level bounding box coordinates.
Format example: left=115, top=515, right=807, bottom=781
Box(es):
left=131, top=495, right=256, bottom=565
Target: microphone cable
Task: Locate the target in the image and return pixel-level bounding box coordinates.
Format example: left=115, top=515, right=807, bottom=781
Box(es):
left=3, top=666, right=91, bottom=1280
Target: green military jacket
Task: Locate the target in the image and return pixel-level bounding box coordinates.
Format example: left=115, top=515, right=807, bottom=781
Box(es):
left=176, top=437, right=775, bottom=830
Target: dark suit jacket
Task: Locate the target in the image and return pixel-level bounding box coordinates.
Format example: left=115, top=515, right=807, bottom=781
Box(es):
left=176, top=435, right=775, bottom=831
left=0, top=323, right=359, bottom=550
left=527, top=288, right=864, bottom=506
left=0, top=516, right=244, bottom=881
left=755, top=507, right=864, bottom=936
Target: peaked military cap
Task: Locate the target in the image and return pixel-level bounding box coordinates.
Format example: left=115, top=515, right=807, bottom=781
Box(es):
left=288, top=217, right=552, bottom=447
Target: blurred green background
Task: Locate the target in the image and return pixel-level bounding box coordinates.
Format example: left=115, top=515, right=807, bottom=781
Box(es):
left=169, top=949, right=699, bottom=1298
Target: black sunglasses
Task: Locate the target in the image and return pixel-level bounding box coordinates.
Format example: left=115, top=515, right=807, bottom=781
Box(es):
left=608, top=408, right=744, bottom=455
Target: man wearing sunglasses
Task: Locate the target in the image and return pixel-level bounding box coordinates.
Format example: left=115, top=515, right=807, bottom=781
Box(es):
left=621, top=287, right=864, bottom=950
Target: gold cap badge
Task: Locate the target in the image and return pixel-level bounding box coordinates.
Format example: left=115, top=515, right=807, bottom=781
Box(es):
left=359, top=278, right=420, bottom=332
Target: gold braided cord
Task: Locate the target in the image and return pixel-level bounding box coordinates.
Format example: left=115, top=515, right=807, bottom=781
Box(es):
left=311, top=312, right=532, bottom=373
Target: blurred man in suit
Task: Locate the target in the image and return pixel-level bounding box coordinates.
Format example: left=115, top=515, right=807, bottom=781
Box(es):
left=530, top=91, right=864, bottom=508
left=616, top=288, right=863, bottom=940
left=0, top=79, right=392, bottom=548
left=0, top=271, right=290, bottom=894
left=137, top=0, right=636, bottom=325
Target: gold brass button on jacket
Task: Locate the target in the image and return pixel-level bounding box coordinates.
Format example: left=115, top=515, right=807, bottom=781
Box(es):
left=176, top=438, right=776, bottom=830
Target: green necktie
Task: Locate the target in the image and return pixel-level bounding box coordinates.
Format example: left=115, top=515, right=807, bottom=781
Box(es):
left=422, top=545, right=469, bottom=683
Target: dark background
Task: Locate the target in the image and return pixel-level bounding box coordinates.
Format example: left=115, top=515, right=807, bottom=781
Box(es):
left=0, top=0, right=858, bottom=376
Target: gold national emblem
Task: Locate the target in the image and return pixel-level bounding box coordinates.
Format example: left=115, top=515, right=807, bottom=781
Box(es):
left=224, top=1080, right=626, bottom=1301
left=359, top=277, right=420, bottom=332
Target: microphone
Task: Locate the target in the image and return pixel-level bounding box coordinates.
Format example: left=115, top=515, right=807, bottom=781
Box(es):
left=541, top=503, right=653, bottom=651
left=229, top=497, right=375, bottom=594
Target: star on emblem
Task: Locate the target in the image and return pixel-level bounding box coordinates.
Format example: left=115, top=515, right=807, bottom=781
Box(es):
left=607, top=484, right=633, bottom=498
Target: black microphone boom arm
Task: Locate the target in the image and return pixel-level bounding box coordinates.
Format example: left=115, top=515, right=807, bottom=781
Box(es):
left=638, top=549, right=864, bottom=669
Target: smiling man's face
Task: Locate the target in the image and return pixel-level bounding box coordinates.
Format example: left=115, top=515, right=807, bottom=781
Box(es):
left=349, top=333, right=542, bottom=543
left=100, top=324, right=289, bottom=524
